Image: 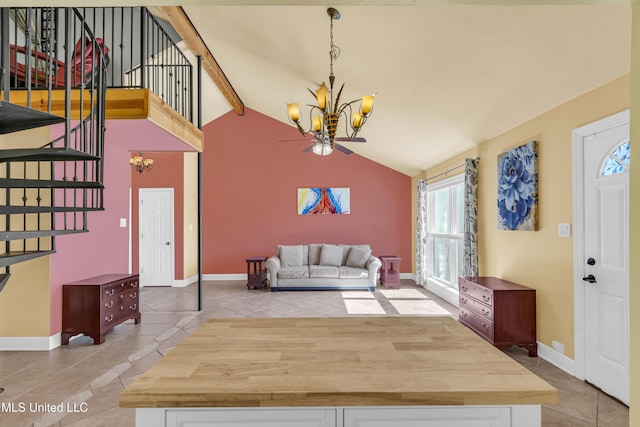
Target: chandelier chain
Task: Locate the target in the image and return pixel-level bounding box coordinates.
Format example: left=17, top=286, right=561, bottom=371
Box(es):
left=329, top=16, right=340, bottom=79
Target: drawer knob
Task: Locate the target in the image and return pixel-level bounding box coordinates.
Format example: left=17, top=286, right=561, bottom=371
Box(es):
left=104, top=301, right=114, bottom=309
left=130, top=304, right=137, bottom=310
left=105, top=314, right=113, bottom=322
left=482, top=308, right=489, bottom=316
left=482, top=295, right=491, bottom=302
left=461, top=286, right=468, bottom=292
left=482, top=323, right=490, bottom=332
left=460, top=297, right=467, bottom=304
left=130, top=292, right=137, bottom=298
left=131, top=283, right=138, bottom=288
left=106, top=289, right=115, bottom=296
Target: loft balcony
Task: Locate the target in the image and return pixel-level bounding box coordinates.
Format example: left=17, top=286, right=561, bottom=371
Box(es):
left=1, top=7, right=203, bottom=151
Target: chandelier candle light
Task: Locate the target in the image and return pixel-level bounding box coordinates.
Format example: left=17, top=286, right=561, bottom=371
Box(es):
left=130, top=152, right=154, bottom=173
left=286, top=7, right=375, bottom=156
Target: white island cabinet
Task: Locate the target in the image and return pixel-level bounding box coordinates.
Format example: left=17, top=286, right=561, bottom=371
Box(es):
left=121, top=317, right=557, bottom=427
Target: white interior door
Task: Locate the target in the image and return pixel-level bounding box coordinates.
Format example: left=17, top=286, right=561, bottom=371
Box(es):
left=139, top=188, right=174, bottom=287
left=581, top=116, right=629, bottom=404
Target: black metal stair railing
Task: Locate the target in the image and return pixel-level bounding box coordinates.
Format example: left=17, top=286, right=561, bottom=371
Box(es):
left=0, top=7, right=108, bottom=292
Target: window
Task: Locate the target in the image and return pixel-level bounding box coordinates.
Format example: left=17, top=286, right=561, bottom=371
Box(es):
left=426, top=174, right=465, bottom=291
left=601, top=139, right=630, bottom=176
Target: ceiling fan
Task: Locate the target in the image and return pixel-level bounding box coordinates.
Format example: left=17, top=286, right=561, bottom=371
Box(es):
left=279, top=134, right=366, bottom=156
left=282, top=7, right=375, bottom=157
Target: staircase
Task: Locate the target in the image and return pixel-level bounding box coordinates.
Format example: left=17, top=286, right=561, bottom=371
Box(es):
left=0, top=7, right=108, bottom=292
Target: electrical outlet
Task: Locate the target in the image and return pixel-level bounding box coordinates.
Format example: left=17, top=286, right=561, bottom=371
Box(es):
left=119, top=218, right=127, bottom=228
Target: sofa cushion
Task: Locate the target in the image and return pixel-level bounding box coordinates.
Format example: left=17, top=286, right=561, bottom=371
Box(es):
left=279, top=245, right=304, bottom=267
left=346, top=247, right=372, bottom=269
left=309, top=265, right=339, bottom=278
left=340, top=244, right=371, bottom=266
left=278, top=266, right=310, bottom=279
left=339, top=266, right=369, bottom=279
left=308, top=244, right=322, bottom=265
left=319, top=244, right=343, bottom=266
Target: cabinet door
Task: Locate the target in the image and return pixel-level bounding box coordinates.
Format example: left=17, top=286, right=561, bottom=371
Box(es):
left=167, top=408, right=336, bottom=427
left=344, top=407, right=510, bottom=427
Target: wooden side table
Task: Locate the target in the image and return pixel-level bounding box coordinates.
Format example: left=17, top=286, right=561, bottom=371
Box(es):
left=379, top=255, right=401, bottom=289
left=246, top=256, right=268, bottom=289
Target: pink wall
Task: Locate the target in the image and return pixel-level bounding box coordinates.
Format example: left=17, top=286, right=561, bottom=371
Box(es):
left=49, top=137, right=131, bottom=335
left=202, top=108, right=411, bottom=274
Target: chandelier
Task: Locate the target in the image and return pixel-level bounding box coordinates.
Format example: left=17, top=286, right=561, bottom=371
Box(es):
left=286, top=7, right=375, bottom=155
left=130, top=152, right=153, bottom=173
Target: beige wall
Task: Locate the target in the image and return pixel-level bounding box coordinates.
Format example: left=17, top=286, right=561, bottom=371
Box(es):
left=0, top=257, right=51, bottom=336
left=0, top=127, right=52, bottom=337
left=183, top=152, right=199, bottom=279
left=628, top=1, right=639, bottom=423
left=412, top=74, right=630, bottom=359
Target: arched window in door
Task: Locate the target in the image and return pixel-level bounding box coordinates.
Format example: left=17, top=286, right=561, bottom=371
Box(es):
left=600, top=140, right=630, bottom=176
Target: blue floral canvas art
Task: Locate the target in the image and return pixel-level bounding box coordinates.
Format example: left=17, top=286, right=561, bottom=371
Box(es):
left=497, top=141, right=538, bottom=231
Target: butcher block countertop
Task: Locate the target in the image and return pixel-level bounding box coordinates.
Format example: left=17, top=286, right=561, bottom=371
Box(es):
left=119, top=316, right=557, bottom=408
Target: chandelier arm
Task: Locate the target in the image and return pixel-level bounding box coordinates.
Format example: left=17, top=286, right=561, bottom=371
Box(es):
left=337, top=101, right=366, bottom=138
left=337, top=108, right=353, bottom=138
left=305, top=105, right=326, bottom=136
left=336, top=98, right=362, bottom=115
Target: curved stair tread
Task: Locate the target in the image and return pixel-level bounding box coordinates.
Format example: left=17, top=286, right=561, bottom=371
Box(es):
left=0, top=101, right=66, bottom=134
left=0, top=147, right=99, bottom=162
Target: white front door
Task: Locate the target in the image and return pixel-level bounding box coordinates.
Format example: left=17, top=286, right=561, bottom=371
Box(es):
left=579, top=113, right=629, bottom=405
left=139, top=188, right=174, bottom=287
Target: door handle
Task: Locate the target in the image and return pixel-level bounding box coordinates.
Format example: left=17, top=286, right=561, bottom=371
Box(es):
left=582, top=274, right=597, bottom=284
left=165, top=242, right=170, bottom=246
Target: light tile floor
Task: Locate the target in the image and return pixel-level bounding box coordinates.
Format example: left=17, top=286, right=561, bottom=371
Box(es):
left=0, top=280, right=628, bottom=427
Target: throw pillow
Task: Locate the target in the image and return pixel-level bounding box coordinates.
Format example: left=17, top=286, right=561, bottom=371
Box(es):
left=346, top=247, right=372, bottom=269
left=308, top=244, right=322, bottom=265
left=319, top=244, right=343, bottom=266
left=280, top=245, right=303, bottom=267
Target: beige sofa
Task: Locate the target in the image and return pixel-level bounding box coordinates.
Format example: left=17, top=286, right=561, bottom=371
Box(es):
left=266, top=243, right=381, bottom=291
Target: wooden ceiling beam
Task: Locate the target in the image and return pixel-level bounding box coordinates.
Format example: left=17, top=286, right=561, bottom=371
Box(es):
left=159, top=6, right=244, bottom=116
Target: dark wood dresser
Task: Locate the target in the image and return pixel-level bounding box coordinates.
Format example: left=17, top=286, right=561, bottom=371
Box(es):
left=458, top=276, right=537, bottom=356
left=62, top=274, right=141, bottom=345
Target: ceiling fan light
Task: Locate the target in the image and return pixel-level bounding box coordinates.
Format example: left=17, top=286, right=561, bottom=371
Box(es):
left=316, top=82, right=329, bottom=111
left=312, top=142, right=333, bottom=156
left=312, top=116, right=323, bottom=132
left=287, top=103, right=300, bottom=122
left=361, top=95, right=375, bottom=116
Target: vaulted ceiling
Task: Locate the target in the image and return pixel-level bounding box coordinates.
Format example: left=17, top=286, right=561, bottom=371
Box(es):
left=177, top=3, right=631, bottom=176
left=8, top=1, right=632, bottom=176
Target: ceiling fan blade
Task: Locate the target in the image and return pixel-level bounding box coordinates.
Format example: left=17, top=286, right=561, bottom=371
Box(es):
left=277, top=138, right=315, bottom=143
left=334, top=144, right=353, bottom=155
left=334, top=137, right=367, bottom=143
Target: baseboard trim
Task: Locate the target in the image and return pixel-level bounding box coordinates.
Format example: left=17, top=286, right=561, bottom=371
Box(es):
left=203, top=273, right=414, bottom=282
left=536, top=340, right=575, bottom=376
left=0, top=333, right=61, bottom=351
left=203, top=274, right=246, bottom=281
left=173, top=275, right=198, bottom=287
